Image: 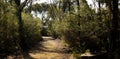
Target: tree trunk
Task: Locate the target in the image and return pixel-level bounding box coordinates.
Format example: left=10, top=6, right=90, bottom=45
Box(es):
left=76, top=0, right=80, bottom=40
left=109, top=0, right=119, bottom=59
left=14, top=0, right=27, bottom=52
left=76, top=0, right=80, bottom=10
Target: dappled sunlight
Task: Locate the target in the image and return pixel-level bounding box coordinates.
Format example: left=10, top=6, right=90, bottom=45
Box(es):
left=29, top=52, right=73, bottom=59
left=27, top=36, right=74, bottom=59
left=0, top=0, right=119, bottom=59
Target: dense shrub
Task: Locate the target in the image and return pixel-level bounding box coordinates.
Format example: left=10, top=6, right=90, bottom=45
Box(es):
left=0, top=2, right=19, bottom=54
left=52, top=14, right=81, bottom=52
left=0, top=2, right=43, bottom=54
left=51, top=11, right=109, bottom=53
left=22, top=13, right=43, bottom=49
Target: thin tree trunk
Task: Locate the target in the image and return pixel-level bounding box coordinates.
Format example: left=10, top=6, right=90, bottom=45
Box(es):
left=76, top=0, right=80, bottom=40
left=76, top=0, right=80, bottom=10
left=14, top=0, right=27, bottom=52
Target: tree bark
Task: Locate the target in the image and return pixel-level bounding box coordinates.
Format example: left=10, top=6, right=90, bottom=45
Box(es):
left=76, top=0, right=80, bottom=39
left=109, top=0, right=119, bottom=59
left=14, top=0, right=27, bottom=52
left=110, top=0, right=119, bottom=52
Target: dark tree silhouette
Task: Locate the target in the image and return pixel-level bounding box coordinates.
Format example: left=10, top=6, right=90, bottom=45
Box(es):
left=109, top=0, right=119, bottom=58
left=14, top=0, right=29, bottom=52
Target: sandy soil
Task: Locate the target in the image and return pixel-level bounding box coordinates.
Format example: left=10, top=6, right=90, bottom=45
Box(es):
left=27, top=36, right=74, bottom=59
left=6, top=36, right=74, bottom=59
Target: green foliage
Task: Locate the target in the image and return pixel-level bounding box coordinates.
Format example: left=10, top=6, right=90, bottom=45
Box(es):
left=0, top=0, right=119, bottom=58
left=0, top=1, right=43, bottom=54
left=22, top=13, right=43, bottom=48
left=0, top=2, right=19, bottom=54
left=50, top=0, right=109, bottom=53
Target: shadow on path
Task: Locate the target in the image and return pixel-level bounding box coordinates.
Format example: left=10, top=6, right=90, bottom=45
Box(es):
left=27, top=36, right=74, bottom=59
left=22, top=51, right=34, bottom=59
left=5, top=36, right=73, bottom=59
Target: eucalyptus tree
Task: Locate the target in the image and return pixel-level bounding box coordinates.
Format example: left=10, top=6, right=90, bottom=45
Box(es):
left=0, top=0, right=43, bottom=58
left=94, top=0, right=119, bottom=58
left=109, top=0, right=119, bottom=58
left=0, top=0, right=33, bottom=52
left=13, top=0, right=33, bottom=52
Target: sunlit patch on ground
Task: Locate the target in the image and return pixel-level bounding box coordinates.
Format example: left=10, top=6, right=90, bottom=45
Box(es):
left=29, top=52, right=73, bottom=59
left=28, top=36, right=74, bottom=59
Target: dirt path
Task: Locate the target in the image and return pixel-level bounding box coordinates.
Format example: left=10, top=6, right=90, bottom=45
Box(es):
left=27, top=36, right=74, bottom=59
left=6, top=36, right=107, bottom=59
left=6, top=36, right=74, bottom=59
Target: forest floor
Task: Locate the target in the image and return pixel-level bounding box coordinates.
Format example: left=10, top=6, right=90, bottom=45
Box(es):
left=7, top=36, right=74, bottom=59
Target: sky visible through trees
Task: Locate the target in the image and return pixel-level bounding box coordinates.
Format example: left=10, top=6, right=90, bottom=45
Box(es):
left=0, top=0, right=120, bottom=59
left=29, top=0, right=99, bottom=19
